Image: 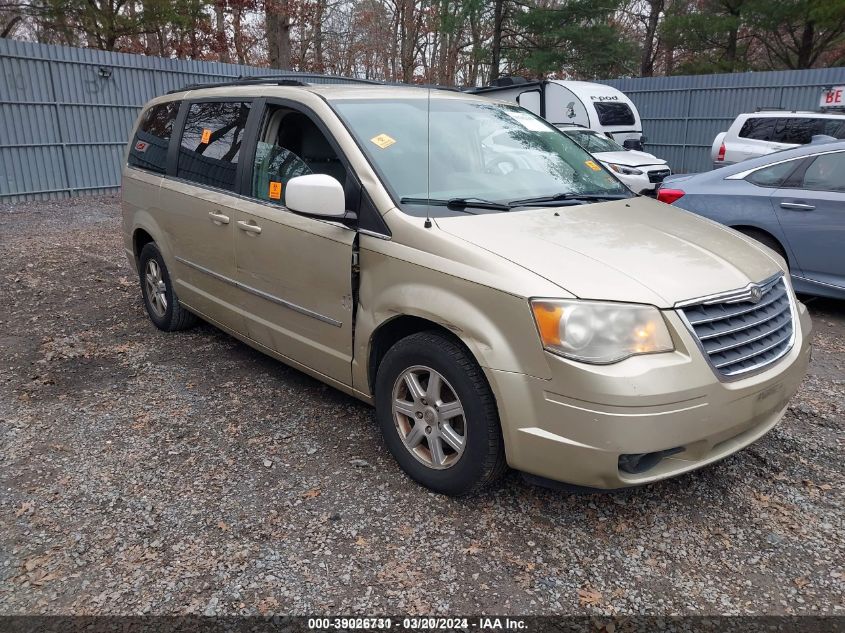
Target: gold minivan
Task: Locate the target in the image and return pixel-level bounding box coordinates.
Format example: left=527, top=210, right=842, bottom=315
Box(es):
left=122, top=80, right=812, bottom=495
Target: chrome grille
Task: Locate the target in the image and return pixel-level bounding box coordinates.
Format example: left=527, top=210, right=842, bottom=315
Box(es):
left=679, top=276, right=794, bottom=378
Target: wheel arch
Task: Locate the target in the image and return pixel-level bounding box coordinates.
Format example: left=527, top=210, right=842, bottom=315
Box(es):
left=129, top=212, right=170, bottom=266
left=367, top=314, right=481, bottom=396
left=133, top=227, right=155, bottom=261
left=729, top=224, right=789, bottom=265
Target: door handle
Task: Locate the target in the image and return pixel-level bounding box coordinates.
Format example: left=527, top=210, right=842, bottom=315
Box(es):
left=237, top=220, right=262, bottom=235
left=780, top=202, right=815, bottom=211
left=209, top=211, right=230, bottom=225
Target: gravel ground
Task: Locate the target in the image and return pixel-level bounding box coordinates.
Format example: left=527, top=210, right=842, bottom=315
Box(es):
left=1, top=196, right=843, bottom=617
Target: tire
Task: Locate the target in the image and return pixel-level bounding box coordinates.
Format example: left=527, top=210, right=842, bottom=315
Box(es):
left=138, top=242, right=197, bottom=332
left=374, top=331, right=506, bottom=496
left=737, top=228, right=788, bottom=264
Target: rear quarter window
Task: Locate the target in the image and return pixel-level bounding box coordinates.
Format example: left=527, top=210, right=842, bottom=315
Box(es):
left=128, top=101, right=180, bottom=174
left=745, top=159, right=801, bottom=187
left=738, top=117, right=777, bottom=141
left=819, top=118, right=845, bottom=139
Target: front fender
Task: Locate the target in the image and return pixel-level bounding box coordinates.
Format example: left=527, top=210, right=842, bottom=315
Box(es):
left=352, top=247, right=552, bottom=396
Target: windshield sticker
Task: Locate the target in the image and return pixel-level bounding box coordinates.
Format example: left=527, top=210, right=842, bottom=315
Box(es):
left=370, top=133, right=397, bottom=149
left=504, top=110, right=548, bottom=131
left=585, top=160, right=601, bottom=171
left=201, top=129, right=212, bottom=144
left=268, top=181, right=282, bottom=200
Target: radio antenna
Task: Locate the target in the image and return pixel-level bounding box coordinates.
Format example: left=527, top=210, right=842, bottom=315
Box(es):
left=424, top=88, right=432, bottom=229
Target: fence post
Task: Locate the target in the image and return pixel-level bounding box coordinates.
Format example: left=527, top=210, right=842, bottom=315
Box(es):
left=46, top=58, right=73, bottom=197
left=680, top=87, right=693, bottom=172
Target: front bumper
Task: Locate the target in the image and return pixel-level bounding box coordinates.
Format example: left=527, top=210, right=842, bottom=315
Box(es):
left=486, top=301, right=812, bottom=489
left=614, top=167, right=670, bottom=194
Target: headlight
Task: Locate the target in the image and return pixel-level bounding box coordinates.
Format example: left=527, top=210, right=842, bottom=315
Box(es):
left=530, top=299, right=674, bottom=363
left=608, top=163, right=644, bottom=176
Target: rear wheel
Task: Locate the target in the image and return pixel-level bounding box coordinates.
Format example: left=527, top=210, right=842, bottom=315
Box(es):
left=736, top=228, right=787, bottom=263
left=375, top=331, right=506, bottom=496
left=138, top=242, right=197, bottom=332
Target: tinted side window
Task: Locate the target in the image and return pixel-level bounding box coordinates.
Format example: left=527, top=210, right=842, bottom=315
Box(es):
left=128, top=101, right=179, bottom=174
left=820, top=119, right=845, bottom=139
left=746, top=160, right=801, bottom=188
left=177, top=101, right=251, bottom=191
left=738, top=118, right=777, bottom=141
left=771, top=118, right=820, bottom=145
left=594, top=102, right=635, bottom=126
left=801, top=152, right=845, bottom=192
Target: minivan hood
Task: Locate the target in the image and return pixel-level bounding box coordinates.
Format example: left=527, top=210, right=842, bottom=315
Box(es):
left=435, top=198, right=781, bottom=307
left=593, top=150, right=666, bottom=167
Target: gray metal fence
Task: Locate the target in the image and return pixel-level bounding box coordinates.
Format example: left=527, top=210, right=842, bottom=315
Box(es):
left=0, top=39, right=363, bottom=202
left=3, top=39, right=845, bottom=200
left=603, top=68, right=845, bottom=173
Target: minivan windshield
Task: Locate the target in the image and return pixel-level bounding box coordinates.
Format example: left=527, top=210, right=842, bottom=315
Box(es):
left=331, top=96, right=630, bottom=215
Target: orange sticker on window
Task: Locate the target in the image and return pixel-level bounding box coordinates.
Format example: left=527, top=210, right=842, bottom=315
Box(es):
left=585, top=160, right=601, bottom=171
left=201, top=128, right=212, bottom=144
left=370, top=133, right=396, bottom=149
left=268, top=181, right=282, bottom=200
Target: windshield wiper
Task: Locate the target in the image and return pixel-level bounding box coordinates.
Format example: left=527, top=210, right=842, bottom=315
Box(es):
left=400, top=196, right=511, bottom=211
left=508, top=193, right=630, bottom=207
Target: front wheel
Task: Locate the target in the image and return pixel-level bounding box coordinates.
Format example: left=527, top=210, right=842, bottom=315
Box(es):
left=374, top=331, right=506, bottom=496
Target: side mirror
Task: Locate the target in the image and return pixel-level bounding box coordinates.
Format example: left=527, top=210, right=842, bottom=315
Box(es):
left=285, top=174, right=346, bottom=218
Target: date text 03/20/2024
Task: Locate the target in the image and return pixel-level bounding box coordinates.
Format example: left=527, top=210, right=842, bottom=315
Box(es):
left=307, top=617, right=528, bottom=630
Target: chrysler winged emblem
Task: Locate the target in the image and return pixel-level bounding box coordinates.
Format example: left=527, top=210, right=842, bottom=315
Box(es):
left=749, top=285, right=763, bottom=303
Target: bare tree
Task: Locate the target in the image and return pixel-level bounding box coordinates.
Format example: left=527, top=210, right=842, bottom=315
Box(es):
left=266, top=0, right=292, bottom=68
left=214, top=0, right=230, bottom=62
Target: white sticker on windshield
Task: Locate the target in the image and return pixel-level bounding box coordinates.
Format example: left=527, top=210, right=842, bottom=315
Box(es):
left=505, top=109, right=548, bottom=131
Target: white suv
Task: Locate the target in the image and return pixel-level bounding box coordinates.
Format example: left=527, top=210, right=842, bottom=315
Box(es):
left=711, top=110, right=845, bottom=169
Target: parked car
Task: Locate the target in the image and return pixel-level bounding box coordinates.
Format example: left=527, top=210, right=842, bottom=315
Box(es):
left=711, top=109, right=845, bottom=169
left=470, top=78, right=647, bottom=150
left=556, top=126, right=670, bottom=194
left=659, top=140, right=845, bottom=300
left=122, top=81, right=811, bottom=496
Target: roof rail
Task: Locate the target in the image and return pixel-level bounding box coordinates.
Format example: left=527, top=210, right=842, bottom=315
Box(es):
left=468, top=79, right=544, bottom=94
left=236, top=73, right=385, bottom=85
left=491, top=76, right=530, bottom=87
left=168, top=73, right=385, bottom=94
left=754, top=106, right=844, bottom=115
left=170, top=78, right=305, bottom=93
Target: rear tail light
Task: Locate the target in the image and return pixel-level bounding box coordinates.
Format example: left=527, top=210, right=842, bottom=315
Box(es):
left=717, top=142, right=726, bottom=162
left=657, top=188, right=685, bottom=204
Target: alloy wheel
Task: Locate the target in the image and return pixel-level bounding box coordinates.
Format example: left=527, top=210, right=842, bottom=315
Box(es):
left=144, top=258, right=168, bottom=317
left=391, top=365, right=467, bottom=469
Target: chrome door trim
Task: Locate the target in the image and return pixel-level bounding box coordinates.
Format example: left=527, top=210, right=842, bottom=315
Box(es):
left=793, top=274, right=845, bottom=291
left=174, top=255, right=342, bottom=327
left=359, top=228, right=392, bottom=240
left=725, top=148, right=844, bottom=180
